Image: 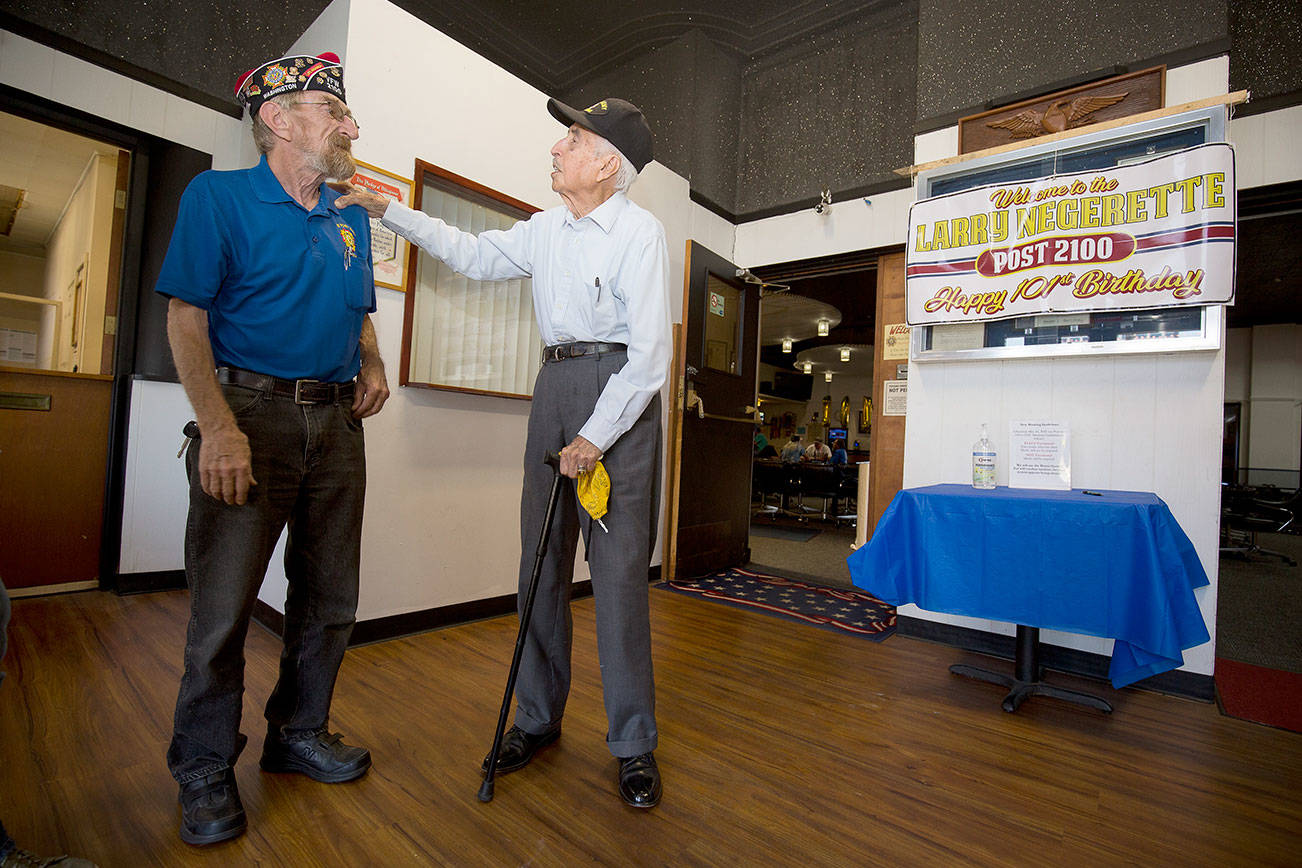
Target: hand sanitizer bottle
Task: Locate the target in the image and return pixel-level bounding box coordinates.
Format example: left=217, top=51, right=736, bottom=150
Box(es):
left=972, top=423, right=996, bottom=489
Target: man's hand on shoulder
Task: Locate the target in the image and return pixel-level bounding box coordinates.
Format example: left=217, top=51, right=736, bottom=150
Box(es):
left=353, top=357, right=390, bottom=419
left=331, top=182, right=391, bottom=219
left=199, top=424, right=256, bottom=505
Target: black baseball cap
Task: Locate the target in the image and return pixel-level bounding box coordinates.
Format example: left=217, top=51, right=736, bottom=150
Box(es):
left=547, top=98, right=654, bottom=172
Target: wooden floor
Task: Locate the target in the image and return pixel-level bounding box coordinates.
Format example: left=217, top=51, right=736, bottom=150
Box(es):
left=1, top=588, right=1299, bottom=867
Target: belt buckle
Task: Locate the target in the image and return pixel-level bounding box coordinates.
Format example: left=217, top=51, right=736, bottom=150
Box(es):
left=294, top=378, right=320, bottom=404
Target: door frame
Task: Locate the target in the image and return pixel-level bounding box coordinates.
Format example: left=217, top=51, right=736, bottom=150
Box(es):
left=1, top=83, right=178, bottom=592
left=663, top=240, right=763, bottom=581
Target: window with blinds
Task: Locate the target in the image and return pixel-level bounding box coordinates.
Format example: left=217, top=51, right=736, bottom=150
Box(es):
left=401, top=160, right=542, bottom=398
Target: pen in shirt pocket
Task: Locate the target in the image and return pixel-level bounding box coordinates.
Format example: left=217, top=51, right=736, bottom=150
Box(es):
left=595, top=276, right=601, bottom=303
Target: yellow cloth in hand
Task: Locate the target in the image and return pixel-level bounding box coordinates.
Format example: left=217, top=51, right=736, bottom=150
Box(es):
left=577, top=460, right=611, bottom=522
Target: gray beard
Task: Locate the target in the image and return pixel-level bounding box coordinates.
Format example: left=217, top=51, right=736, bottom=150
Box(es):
left=307, top=141, right=356, bottom=180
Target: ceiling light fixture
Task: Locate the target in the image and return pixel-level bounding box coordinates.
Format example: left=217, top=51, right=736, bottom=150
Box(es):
left=802, top=361, right=813, bottom=374
left=817, top=319, right=830, bottom=337
left=782, top=338, right=793, bottom=353
left=824, top=371, right=833, bottom=382
left=840, top=347, right=851, bottom=362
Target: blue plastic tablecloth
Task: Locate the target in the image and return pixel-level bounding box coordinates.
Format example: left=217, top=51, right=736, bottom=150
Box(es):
left=847, top=484, right=1211, bottom=688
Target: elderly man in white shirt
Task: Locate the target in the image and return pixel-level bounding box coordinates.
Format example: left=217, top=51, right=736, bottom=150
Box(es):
left=336, top=97, right=669, bottom=808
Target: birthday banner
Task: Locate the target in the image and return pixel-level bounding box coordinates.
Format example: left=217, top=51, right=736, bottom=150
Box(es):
left=906, top=143, right=1236, bottom=325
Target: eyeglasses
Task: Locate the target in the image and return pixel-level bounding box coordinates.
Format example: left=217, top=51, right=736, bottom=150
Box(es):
left=295, top=100, right=359, bottom=130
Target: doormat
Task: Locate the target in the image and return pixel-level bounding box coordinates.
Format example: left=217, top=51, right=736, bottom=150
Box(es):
left=1215, top=657, right=1302, bottom=733
left=658, top=567, right=895, bottom=640
left=749, top=524, right=820, bottom=542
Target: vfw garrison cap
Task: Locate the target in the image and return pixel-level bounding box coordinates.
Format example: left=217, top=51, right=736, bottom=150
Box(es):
left=546, top=98, right=654, bottom=172
left=236, top=51, right=345, bottom=114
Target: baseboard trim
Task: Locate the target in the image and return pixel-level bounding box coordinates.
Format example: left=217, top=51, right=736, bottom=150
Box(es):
left=253, top=579, right=605, bottom=646
left=113, top=569, right=187, bottom=595
left=6, top=580, right=99, bottom=599
left=253, top=566, right=663, bottom=644
left=896, top=615, right=1215, bottom=702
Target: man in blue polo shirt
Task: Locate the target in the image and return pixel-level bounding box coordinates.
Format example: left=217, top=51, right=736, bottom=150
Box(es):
left=154, top=51, right=389, bottom=846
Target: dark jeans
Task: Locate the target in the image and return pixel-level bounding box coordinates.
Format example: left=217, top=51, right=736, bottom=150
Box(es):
left=167, top=382, right=366, bottom=784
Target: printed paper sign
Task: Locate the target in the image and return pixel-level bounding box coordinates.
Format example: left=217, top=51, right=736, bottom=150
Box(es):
left=906, top=143, right=1236, bottom=325
left=881, top=322, right=911, bottom=359
left=882, top=380, right=907, bottom=416
left=1008, top=420, right=1070, bottom=490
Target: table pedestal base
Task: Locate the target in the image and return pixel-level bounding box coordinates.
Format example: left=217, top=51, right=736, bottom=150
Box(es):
left=949, top=625, right=1113, bottom=714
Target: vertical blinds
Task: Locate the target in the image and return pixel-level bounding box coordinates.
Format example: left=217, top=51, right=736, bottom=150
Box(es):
left=408, top=184, right=541, bottom=396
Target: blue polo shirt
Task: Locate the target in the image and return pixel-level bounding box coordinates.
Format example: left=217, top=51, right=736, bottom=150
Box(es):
left=155, top=155, right=376, bottom=383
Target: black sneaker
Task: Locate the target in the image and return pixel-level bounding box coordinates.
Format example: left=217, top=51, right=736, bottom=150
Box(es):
left=177, top=768, right=246, bottom=846
left=260, top=729, right=371, bottom=783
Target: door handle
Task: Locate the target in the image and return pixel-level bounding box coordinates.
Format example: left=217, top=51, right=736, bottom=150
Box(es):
left=685, top=385, right=704, bottom=419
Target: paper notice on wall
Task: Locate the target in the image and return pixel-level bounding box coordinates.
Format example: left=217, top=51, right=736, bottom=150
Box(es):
left=882, top=380, right=907, bottom=416
left=881, top=322, right=911, bottom=359
left=0, top=327, right=37, bottom=366
left=1008, top=420, right=1070, bottom=490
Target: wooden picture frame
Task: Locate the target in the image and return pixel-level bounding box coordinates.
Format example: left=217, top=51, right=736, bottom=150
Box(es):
left=348, top=159, right=412, bottom=292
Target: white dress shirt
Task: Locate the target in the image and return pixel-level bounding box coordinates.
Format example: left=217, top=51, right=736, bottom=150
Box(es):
left=381, top=191, right=671, bottom=453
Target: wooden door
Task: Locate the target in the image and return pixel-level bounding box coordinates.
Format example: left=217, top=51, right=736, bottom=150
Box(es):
left=0, top=369, right=113, bottom=592
left=664, top=242, right=761, bottom=580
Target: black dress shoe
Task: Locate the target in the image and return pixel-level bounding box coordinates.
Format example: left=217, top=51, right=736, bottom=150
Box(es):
left=178, top=768, right=246, bottom=846
left=260, top=729, right=371, bottom=783
left=617, top=753, right=661, bottom=808
left=481, top=724, right=560, bottom=775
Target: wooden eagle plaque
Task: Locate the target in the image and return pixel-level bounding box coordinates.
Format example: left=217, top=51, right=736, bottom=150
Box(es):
left=958, top=66, right=1165, bottom=154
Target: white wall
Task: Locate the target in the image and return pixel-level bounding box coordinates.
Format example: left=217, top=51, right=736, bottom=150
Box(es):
left=733, top=55, right=1301, bottom=681
left=259, top=0, right=731, bottom=619
left=5, top=3, right=726, bottom=622
left=897, top=57, right=1239, bottom=677
left=1245, top=324, right=1302, bottom=482
left=0, top=250, right=46, bottom=333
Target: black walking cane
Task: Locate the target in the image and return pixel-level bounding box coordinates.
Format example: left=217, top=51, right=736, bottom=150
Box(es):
left=478, top=451, right=565, bottom=803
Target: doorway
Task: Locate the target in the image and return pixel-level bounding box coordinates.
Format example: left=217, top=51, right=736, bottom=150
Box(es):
left=0, top=109, right=128, bottom=595
left=0, top=88, right=213, bottom=597
left=747, top=256, right=879, bottom=587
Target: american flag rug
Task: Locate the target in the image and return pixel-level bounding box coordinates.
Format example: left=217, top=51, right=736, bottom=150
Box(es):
left=657, top=567, right=896, bottom=641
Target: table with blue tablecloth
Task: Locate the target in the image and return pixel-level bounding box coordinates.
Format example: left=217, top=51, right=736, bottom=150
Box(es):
left=847, top=484, right=1211, bottom=711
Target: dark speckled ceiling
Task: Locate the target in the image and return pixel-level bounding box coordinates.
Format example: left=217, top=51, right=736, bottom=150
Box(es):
left=389, top=0, right=903, bottom=95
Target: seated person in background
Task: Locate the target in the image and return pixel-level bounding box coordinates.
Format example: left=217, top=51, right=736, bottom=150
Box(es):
left=803, top=439, right=832, bottom=463
left=780, top=435, right=804, bottom=463
left=753, top=427, right=770, bottom=456
left=830, top=439, right=848, bottom=465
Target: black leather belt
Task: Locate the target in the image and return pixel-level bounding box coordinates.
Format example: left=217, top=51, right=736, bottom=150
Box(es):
left=543, top=341, right=627, bottom=363
left=217, top=366, right=355, bottom=405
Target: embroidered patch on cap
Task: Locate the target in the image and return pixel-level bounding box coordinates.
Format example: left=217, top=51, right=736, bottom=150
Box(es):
left=236, top=52, right=346, bottom=114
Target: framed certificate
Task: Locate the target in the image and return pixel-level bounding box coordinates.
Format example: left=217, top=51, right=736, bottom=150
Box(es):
left=348, top=159, right=412, bottom=292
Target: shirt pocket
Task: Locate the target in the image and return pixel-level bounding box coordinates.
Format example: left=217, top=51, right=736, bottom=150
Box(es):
left=343, top=256, right=375, bottom=311
left=587, top=268, right=621, bottom=336
left=334, top=220, right=374, bottom=311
